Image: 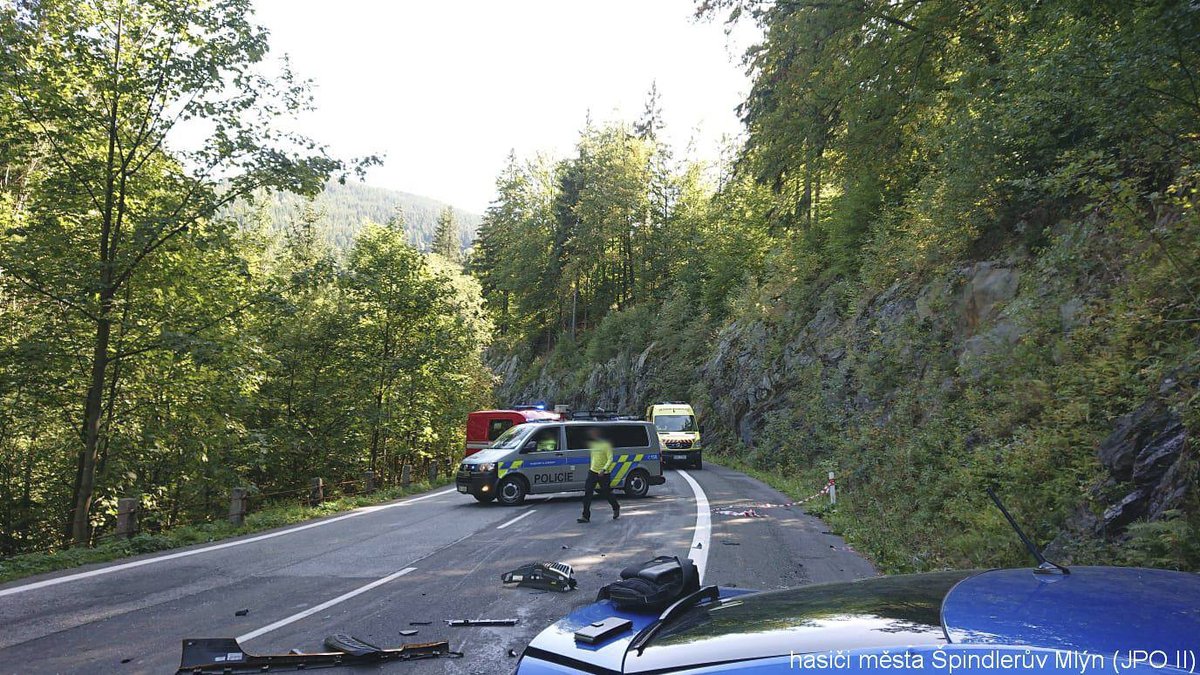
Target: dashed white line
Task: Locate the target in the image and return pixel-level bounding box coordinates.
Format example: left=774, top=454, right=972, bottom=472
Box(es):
left=0, top=488, right=455, bottom=598
left=675, top=470, right=711, bottom=583
left=496, top=509, right=538, bottom=530
left=237, top=567, right=417, bottom=642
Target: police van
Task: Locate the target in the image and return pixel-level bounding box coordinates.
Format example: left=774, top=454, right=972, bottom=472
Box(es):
left=455, top=420, right=667, bottom=505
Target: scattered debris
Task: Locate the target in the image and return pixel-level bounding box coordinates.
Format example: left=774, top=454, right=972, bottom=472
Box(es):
left=409, top=621, right=432, bottom=626
left=507, top=649, right=519, bottom=658
left=722, top=540, right=740, bottom=546
left=288, top=649, right=304, bottom=655
left=234, top=609, right=249, bottom=616
left=445, top=618, right=519, bottom=627
left=561, top=545, right=570, bottom=550
left=399, top=630, right=419, bottom=637
left=178, top=636, right=462, bottom=672
left=713, top=508, right=765, bottom=518
left=120, top=658, right=132, bottom=664
left=694, top=542, right=703, bottom=549
left=501, top=561, right=577, bottom=592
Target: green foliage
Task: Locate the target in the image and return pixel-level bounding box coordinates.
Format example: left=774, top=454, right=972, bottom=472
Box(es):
left=0, top=1, right=491, bottom=556
left=227, top=181, right=481, bottom=253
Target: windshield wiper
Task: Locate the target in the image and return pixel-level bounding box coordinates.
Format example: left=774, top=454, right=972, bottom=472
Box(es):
left=629, top=585, right=720, bottom=655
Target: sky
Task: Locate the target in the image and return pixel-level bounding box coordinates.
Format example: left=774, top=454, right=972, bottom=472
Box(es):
left=251, top=0, right=759, bottom=213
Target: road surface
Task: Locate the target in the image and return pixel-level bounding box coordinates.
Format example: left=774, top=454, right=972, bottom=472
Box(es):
left=0, top=463, right=874, bottom=674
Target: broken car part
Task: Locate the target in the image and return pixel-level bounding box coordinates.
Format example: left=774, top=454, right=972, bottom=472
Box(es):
left=501, top=561, right=577, bottom=592
left=445, top=618, right=519, bottom=627
left=176, top=636, right=460, bottom=673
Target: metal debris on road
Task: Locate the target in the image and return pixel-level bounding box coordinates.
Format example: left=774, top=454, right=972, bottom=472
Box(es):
left=399, top=630, right=419, bottom=636
left=445, top=618, right=519, bottom=627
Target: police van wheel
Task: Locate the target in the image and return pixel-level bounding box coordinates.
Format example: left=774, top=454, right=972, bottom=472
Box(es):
left=497, top=476, right=528, bottom=506
left=624, top=469, right=650, bottom=498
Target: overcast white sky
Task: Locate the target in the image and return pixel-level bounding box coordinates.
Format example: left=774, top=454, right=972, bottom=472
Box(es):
left=252, top=0, right=758, bottom=213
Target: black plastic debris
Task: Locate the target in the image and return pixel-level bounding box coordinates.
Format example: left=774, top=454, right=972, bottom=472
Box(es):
left=409, top=621, right=432, bottom=626
left=722, top=541, right=740, bottom=546
left=694, top=542, right=703, bottom=549
left=234, top=609, right=249, bottom=616
left=501, top=561, right=577, bottom=592
left=445, top=618, right=518, bottom=627
left=176, top=636, right=461, bottom=674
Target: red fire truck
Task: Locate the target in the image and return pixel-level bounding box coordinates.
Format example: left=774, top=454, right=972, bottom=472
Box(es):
left=465, top=406, right=563, bottom=457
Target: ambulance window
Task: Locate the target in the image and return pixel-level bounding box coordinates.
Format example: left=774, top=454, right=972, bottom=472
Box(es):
left=610, top=425, right=650, bottom=449
left=488, top=418, right=514, bottom=441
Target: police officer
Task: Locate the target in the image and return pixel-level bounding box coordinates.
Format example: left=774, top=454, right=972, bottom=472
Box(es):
left=578, top=426, right=619, bottom=523
left=534, top=428, right=558, bottom=452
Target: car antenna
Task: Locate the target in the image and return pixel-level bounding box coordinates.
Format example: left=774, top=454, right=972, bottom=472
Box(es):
left=986, top=487, right=1069, bottom=575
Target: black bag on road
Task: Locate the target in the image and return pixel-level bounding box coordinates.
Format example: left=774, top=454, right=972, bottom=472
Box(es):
left=596, top=555, right=700, bottom=611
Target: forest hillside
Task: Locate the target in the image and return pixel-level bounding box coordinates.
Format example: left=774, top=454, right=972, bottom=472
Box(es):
left=473, top=0, right=1200, bottom=572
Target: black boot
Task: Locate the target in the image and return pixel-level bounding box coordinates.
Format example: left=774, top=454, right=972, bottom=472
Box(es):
left=613, top=505, right=620, bottom=520
left=577, top=515, right=590, bottom=523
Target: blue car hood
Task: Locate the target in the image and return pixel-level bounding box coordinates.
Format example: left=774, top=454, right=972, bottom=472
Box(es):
left=943, top=566, right=1200, bottom=654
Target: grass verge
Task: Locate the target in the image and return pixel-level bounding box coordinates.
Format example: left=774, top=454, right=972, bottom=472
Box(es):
left=0, top=481, right=447, bottom=585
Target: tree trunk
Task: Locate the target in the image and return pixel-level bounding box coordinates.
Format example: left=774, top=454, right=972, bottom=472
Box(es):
left=72, top=306, right=112, bottom=545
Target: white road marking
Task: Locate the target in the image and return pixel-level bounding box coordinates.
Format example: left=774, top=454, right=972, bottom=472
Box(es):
left=496, top=509, right=537, bottom=530
left=0, top=488, right=455, bottom=598
left=237, top=567, right=417, bottom=642
left=675, top=470, right=711, bottom=583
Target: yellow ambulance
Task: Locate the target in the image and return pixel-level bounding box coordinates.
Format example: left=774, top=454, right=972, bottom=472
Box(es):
left=645, top=402, right=702, bottom=469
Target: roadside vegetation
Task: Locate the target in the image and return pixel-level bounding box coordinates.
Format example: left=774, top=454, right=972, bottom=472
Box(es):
left=0, top=2, right=491, bottom=558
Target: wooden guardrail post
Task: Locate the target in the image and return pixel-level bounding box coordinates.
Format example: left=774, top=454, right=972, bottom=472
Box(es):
left=828, top=471, right=837, bottom=505
left=229, top=487, right=249, bottom=525
left=310, top=478, right=324, bottom=505
left=401, top=464, right=411, bottom=487
left=361, top=471, right=376, bottom=493
left=116, top=497, right=140, bottom=539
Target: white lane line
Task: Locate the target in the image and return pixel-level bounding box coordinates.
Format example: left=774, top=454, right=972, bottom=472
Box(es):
left=0, top=488, right=455, bottom=598
left=675, top=470, right=711, bottom=583
left=237, top=567, right=417, bottom=642
left=496, top=509, right=537, bottom=530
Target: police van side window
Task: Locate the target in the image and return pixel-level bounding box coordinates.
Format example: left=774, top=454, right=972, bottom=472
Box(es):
left=565, top=425, right=596, bottom=450
left=609, top=424, right=650, bottom=449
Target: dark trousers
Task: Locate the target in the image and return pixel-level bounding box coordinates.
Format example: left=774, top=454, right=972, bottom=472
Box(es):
left=582, top=470, right=618, bottom=518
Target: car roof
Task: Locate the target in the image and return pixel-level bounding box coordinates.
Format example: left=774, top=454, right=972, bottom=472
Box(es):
left=942, top=566, right=1200, bottom=654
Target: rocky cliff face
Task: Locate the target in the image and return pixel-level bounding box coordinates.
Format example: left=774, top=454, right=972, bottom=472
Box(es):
left=495, top=230, right=1197, bottom=566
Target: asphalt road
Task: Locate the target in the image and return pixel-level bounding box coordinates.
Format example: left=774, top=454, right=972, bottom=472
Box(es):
left=0, top=463, right=875, bottom=674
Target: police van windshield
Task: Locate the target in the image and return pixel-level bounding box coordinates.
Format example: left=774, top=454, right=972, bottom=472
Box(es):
left=490, top=424, right=531, bottom=449
left=655, top=415, right=696, bottom=432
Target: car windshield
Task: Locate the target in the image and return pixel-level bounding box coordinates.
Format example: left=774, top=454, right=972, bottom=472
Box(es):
left=489, top=424, right=530, bottom=449
left=654, top=415, right=695, bottom=432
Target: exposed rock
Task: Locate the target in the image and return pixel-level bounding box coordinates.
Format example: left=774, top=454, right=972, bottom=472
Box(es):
left=1101, top=488, right=1149, bottom=534
left=1097, top=400, right=1178, bottom=482
left=1059, top=297, right=1086, bottom=333
left=958, top=263, right=1019, bottom=335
